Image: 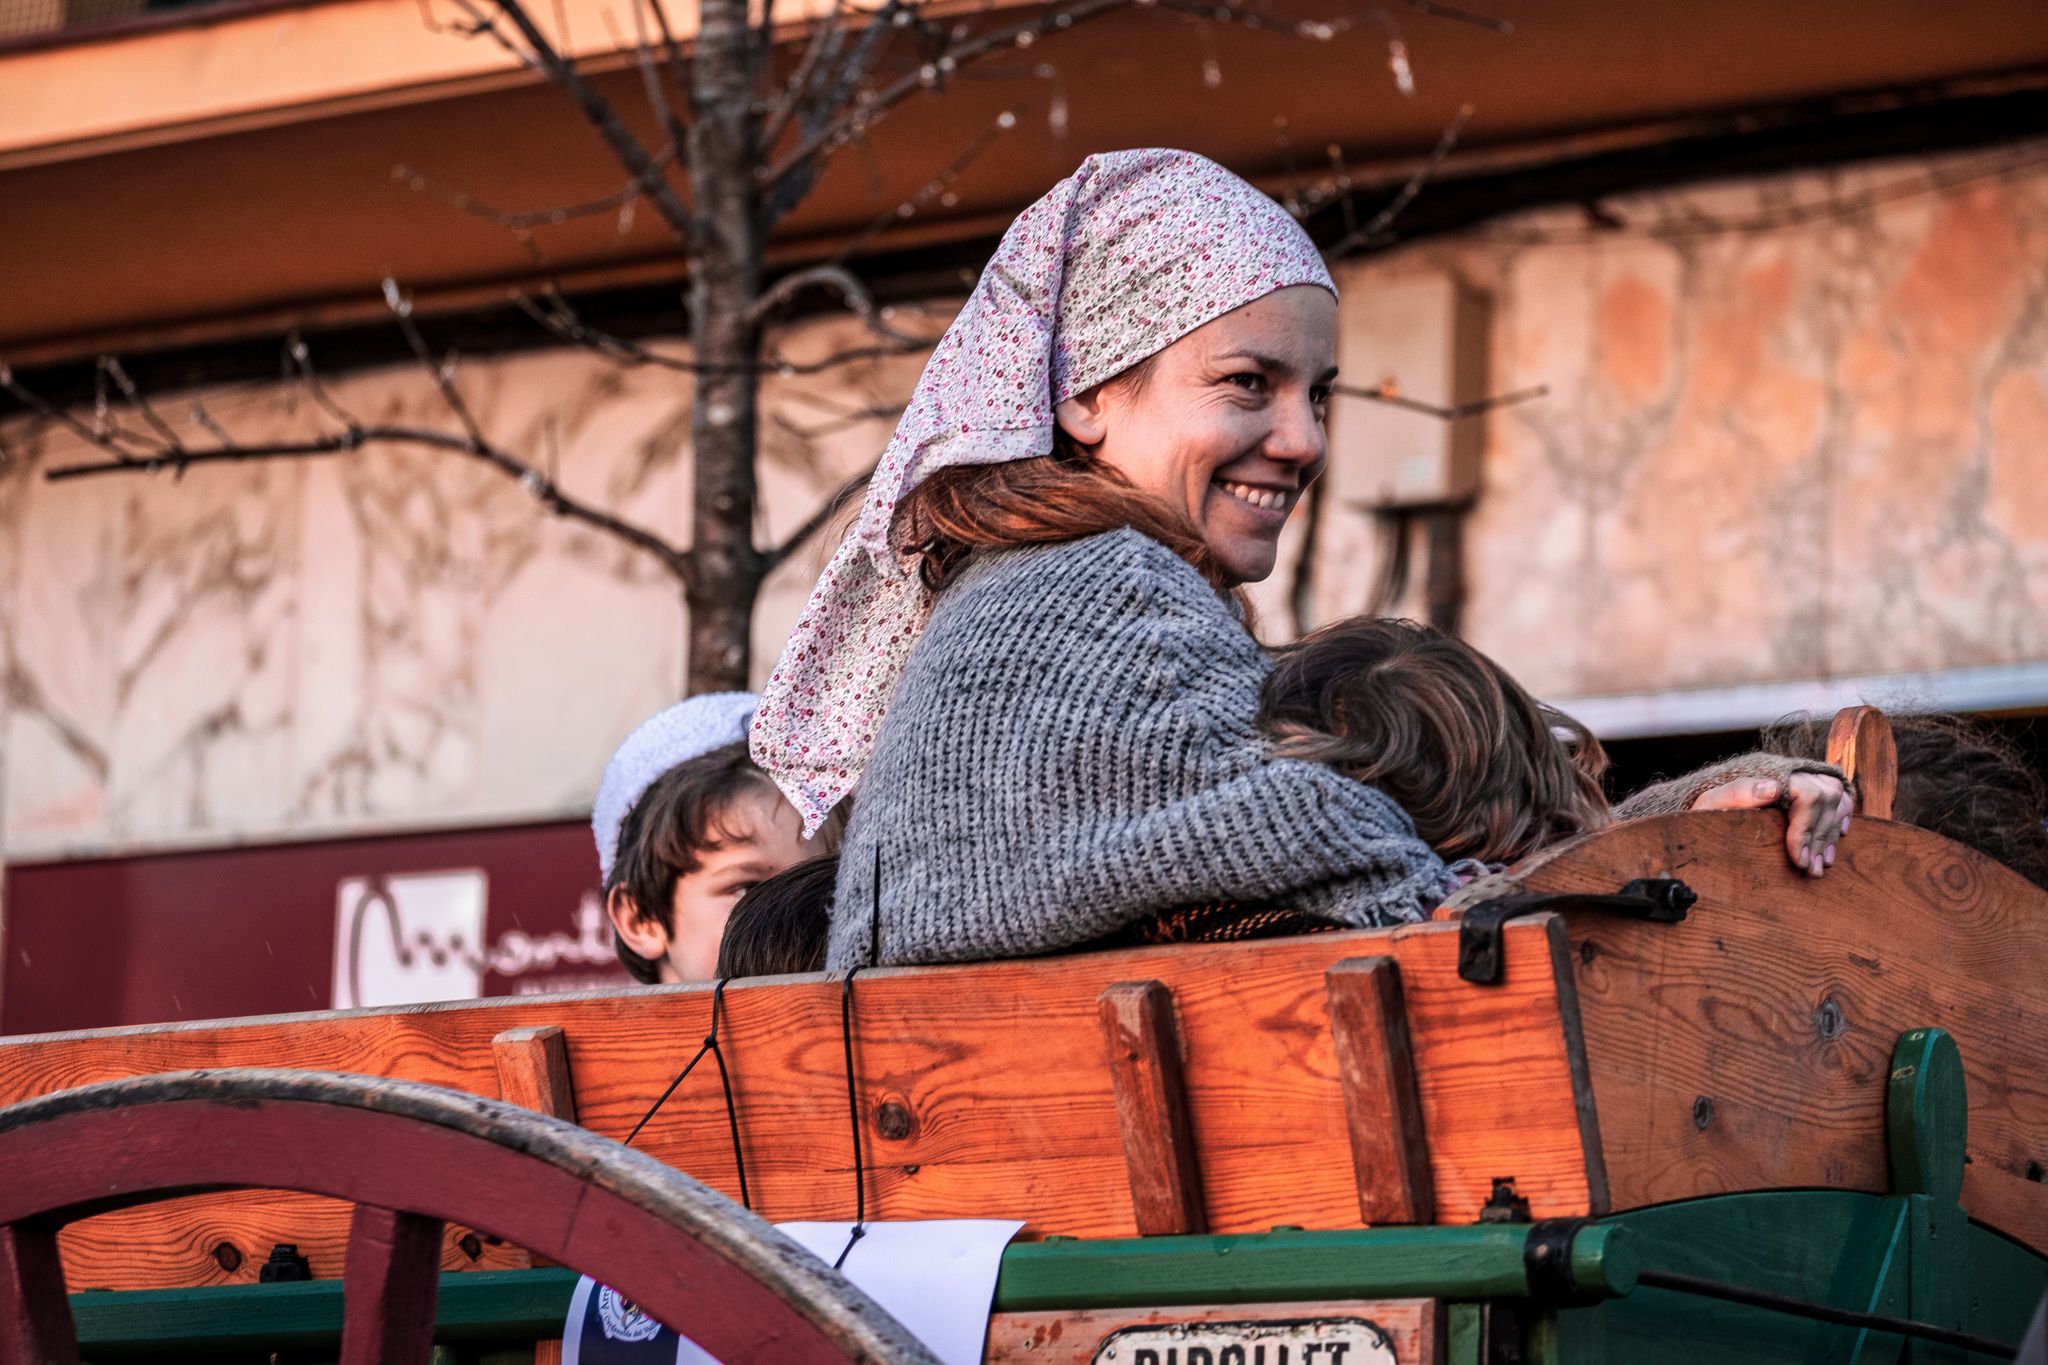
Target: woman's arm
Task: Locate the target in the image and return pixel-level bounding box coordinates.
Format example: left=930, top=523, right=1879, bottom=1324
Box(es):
left=830, top=529, right=1451, bottom=967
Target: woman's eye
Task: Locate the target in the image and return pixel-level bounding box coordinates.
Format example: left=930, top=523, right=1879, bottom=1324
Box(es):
left=1310, top=387, right=1332, bottom=407
left=1225, top=372, right=1266, bottom=394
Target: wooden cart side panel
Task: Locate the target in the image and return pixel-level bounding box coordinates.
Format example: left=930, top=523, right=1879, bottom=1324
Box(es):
left=1454, top=809, right=2048, bottom=1256
left=1389, top=916, right=1606, bottom=1225
left=0, top=922, right=1592, bottom=1292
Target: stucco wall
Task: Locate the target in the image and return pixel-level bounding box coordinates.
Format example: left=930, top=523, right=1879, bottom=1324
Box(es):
left=4, top=140, right=2046, bottom=859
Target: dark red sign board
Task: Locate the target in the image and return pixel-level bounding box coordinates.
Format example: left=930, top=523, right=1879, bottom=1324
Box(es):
left=0, top=820, right=631, bottom=1036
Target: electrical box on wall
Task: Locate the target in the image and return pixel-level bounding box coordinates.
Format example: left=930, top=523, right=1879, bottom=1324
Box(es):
left=1327, top=268, right=1490, bottom=508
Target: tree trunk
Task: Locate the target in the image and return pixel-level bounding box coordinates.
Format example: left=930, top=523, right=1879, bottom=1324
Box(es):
left=684, top=0, right=766, bottom=695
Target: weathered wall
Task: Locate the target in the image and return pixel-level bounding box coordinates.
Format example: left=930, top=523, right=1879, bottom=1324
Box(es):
left=0, top=313, right=922, bottom=859
left=1327, top=141, right=2048, bottom=701
left=4, top=140, right=2046, bottom=860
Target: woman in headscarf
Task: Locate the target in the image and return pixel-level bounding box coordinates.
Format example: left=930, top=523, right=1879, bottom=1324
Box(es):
left=751, top=149, right=1851, bottom=969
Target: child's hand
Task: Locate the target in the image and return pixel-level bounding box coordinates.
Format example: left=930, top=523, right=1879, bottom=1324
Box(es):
left=1690, top=772, right=1855, bottom=878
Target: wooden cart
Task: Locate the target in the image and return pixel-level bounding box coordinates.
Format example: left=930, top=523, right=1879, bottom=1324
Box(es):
left=1, top=709, right=2044, bottom=1363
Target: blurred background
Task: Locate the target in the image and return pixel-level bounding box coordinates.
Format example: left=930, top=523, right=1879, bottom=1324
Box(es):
left=3, top=0, right=2045, bottom=1032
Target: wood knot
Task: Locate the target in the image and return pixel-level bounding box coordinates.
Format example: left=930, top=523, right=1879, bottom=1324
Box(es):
left=456, top=1233, right=483, bottom=1261
left=2027, top=1161, right=2044, bottom=1184
left=1815, top=996, right=1846, bottom=1041
left=875, top=1101, right=914, bottom=1141
left=1578, top=939, right=1598, bottom=965
left=210, top=1241, right=243, bottom=1273
left=1692, top=1096, right=1715, bottom=1130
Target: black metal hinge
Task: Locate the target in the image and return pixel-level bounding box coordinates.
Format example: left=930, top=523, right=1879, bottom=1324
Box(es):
left=1458, top=878, right=1696, bottom=985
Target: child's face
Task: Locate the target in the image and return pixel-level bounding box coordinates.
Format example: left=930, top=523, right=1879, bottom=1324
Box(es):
left=660, top=789, right=814, bottom=982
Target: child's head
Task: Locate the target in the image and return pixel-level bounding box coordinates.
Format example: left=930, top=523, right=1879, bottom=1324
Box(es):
left=1260, top=617, right=1609, bottom=866
left=717, top=853, right=837, bottom=978
left=593, top=695, right=819, bottom=984
left=1762, top=711, right=2048, bottom=890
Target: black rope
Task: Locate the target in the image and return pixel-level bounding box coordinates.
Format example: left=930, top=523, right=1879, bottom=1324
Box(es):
left=831, top=845, right=886, bottom=1271
left=834, top=963, right=867, bottom=1270
left=1636, top=1269, right=2017, bottom=1359
left=622, top=978, right=752, bottom=1210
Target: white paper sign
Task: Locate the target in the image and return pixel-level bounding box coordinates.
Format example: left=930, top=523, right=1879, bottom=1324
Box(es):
left=332, top=869, right=487, bottom=1009
left=563, top=1219, right=1023, bottom=1365
left=775, top=1220, right=1024, bottom=1365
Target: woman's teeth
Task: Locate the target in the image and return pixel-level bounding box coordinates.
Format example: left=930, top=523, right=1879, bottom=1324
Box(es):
left=1218, top=480, right=1289, bottom=512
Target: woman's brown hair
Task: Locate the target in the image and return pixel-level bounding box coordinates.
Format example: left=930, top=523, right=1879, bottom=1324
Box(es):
left=892, top=361, right=1246, bottom=604
left=1260, top=618, right=1610, bottom=866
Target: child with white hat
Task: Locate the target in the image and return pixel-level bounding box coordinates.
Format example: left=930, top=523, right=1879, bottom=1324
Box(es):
left=593, top=693, right=827, bottom=983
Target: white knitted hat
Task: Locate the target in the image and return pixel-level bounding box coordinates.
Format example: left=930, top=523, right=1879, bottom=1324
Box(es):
left=592, top=692, right=759, bottom=884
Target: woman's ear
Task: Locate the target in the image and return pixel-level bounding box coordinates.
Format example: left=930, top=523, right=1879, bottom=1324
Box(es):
left=605, top=885, right=671, bottom=961
left=1055, top=387, right=1110, bottom=447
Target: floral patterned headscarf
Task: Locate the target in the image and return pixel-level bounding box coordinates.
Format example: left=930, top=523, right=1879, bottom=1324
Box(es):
left=751, top=148, right=1335, bottom=833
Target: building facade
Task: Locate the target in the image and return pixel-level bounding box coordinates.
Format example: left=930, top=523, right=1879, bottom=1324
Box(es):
left=4, top=0, right=2046, bottom=1029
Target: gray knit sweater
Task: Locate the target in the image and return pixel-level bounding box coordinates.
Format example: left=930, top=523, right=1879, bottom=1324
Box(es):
left=828, top=528, right=1453, bottom=968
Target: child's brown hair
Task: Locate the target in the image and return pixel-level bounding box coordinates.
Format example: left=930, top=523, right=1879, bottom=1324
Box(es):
left=717, top=854, right=836, bottom=978
left=606, top=741, right=784, bottom=984
left=1260, top=618, right=1610, bottom=866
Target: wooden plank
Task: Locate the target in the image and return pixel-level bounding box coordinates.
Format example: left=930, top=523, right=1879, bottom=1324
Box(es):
left=0, top=1221, right=80, bottom=1365
left=1827, top=704, right=1898, bottom=820
left=1389, top=915, right=1607, bottom=1223
left=1449, top=809, right=2048, bottom=1255
left=338, top=1205, right=442, bottom=1365
left=1325, top=957, right=1433, bottom=1225
left=0, top=921, right=1592, bottom=1291
left=492, top=1024, right=576, bottom=1287
left=492, top=1027, right=578, bottom=1123
left=985, top=1299, right=1442, bottom=1364
left=1098, top=981, right=1206, bottom=1236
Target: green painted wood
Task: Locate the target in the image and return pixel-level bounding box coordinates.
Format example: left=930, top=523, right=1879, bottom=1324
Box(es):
left=1888, top=1028, right=1968, bottom=1205
left=1445, top=1303, right=1483, bottom=1365
left=71, top=1268, right=577, bottom=1355
left=1886, top=1028, right=1976, bottom=1364
left=1542, top=1190, right=2042, bottom=1365
left=70, top=1225, right=1637, bottom=1351
left=65, top=1192, right=2048, bottom=1361
left=991, top=1225, right=1635, bottom=1311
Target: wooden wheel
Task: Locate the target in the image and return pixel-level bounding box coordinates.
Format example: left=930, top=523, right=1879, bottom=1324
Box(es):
left=0, top=1068, right=942, bottom=1365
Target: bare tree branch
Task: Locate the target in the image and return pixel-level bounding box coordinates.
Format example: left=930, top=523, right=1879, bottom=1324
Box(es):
left=821, top=110, right=1015, bottom=266
left=0, top=363, right=153, bottom=464
left=383, top=278, right=490, bottom=449
left=512, top=284, right=933, bottom=376
left=98, top=356, right=185, bottom=452
left=1332, top=379, right=1548, bottom=420
left=1325, top=103, right=1473, bottom=258
left=626, top=0, right=691, bottom=176
left=745, top=263, right=920, bottom=342
left=761, top=0, right=1132, bottom=194
left=448, top=0, right=700, bottom=250
left=21, top=348, right=699, bottom=590
left=760, top=462, right=875, bottom=572
left=759, top=0, right=847, bottom=149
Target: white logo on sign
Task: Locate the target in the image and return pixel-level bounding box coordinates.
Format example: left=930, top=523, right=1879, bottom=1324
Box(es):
left=596, top=1286, right=663, bottom=1342
left=333, top=870, right=488, bottom=1009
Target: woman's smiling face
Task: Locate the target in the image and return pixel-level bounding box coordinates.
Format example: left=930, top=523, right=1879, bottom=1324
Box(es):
left=1056, top=284, right=1338, bottom=585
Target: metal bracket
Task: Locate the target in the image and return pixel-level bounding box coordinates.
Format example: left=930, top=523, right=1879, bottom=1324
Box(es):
left=1457, top=878, right=1697, bottom=985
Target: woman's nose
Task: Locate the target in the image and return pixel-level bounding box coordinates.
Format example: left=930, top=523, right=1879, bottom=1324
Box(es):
left=1264, top=395, right=1328, bottom=471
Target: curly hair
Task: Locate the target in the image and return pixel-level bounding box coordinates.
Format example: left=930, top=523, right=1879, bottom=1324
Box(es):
left=1260, top=617, right=1610, bottom=866
left=1761, top=711, right=2048, bottom=890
